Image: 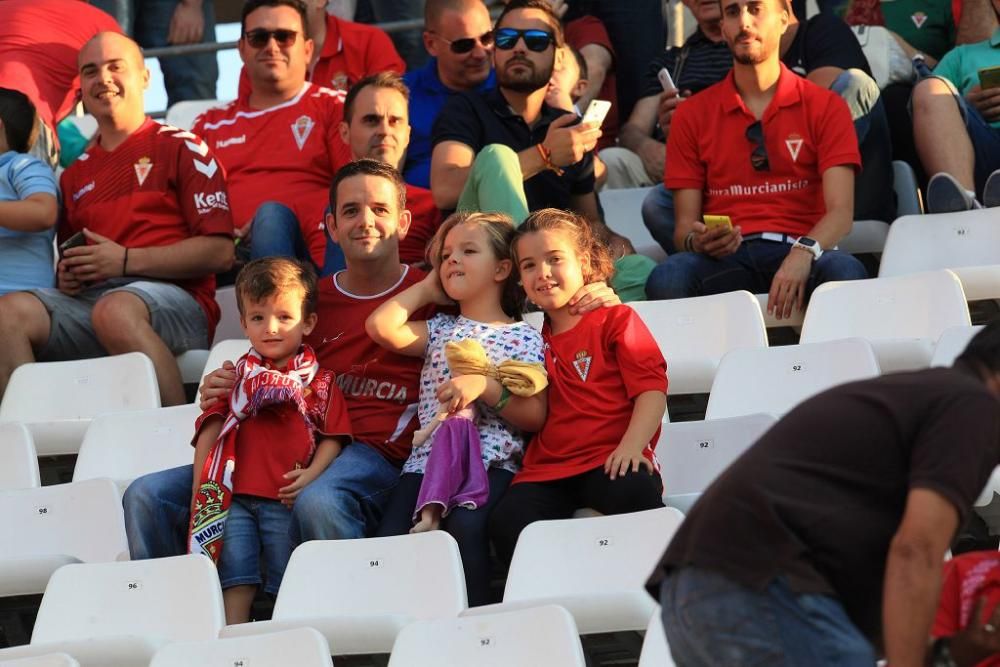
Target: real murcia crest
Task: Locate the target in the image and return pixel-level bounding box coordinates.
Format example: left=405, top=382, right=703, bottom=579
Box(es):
left=572, top=350, right=592, bottom=382
left=291, top=115, right=315, bottom=150
left=785, top=133, right=804, bottom=162
left=911, top=11, right=927, bottom=29
left=134, top=156, right=153, bottom=186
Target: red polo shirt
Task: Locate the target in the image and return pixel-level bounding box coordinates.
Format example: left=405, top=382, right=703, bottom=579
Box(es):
left=237, top=14, right=405, bottom=97
left=665, top=63, right=860, bottom=237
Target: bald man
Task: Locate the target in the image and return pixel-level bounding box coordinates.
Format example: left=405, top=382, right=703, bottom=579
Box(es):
left=0, top=32, right=234, bottom=406
left=402, top=0, right=497, bottom=188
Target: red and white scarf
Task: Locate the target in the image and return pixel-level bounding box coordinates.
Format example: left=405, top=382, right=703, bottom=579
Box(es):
left=188, top=345, right=319, bottom=562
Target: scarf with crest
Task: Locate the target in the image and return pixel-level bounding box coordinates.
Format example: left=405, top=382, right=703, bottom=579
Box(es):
left=188, top=345, right=319, bottom=562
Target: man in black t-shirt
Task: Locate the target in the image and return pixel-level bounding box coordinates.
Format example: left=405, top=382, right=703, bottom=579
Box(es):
left=625, top=0, right=892, bottom=253
left=429, top=0, right=656, bottom=301
left=651, top=321, right=1000, bottom=666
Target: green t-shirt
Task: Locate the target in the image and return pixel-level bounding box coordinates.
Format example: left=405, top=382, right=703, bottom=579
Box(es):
left=934, top=28, right=1000, bottom=127
left=881, top=0, right=956, bottom=61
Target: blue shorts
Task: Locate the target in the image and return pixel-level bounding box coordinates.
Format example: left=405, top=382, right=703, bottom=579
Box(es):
left=216, top=495, right=293, bottom=595
left=928, top=75, right=1000, bottom=196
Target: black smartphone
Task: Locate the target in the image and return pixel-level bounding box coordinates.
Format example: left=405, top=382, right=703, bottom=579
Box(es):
left=58, top=231, right=86, bottom=259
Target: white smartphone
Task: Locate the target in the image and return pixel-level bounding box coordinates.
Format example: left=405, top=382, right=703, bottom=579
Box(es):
left=581, top=99, right=612, bottom=127
left=658, top=67, right=677, bottom=92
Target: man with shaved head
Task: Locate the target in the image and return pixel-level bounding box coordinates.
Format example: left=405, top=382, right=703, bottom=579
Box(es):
left=0, top=32, right=235, bottom=406
left=402, top=0, right=496, bottom=188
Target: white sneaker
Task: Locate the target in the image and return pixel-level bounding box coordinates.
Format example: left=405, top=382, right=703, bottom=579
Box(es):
left=927, top=172, right=981, bottom=214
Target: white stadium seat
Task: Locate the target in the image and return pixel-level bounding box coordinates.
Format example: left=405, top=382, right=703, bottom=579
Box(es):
left=878, top=209, right=1000, bottom=301
left=658, top=414, right=777, bottom=514
left=0, top=423, right=41, bottom=490
left=464, top=507, right=684, bottom=635
left=0, top=654, right=81, bottom=667
left=150, top=627, right=333, bottom=667
left=212, top=286, right=245, bottom=345
left=163, top=100, right=224, bottom=132
left=0, top=555, right=225, bottom=667
left=629, top=292, right=767, bottom=394
left=198, top=339, right=251, bottom=395
left=0, top=478, right=127, bottom=597
left=598, top=187, right=667, bottom=263
left=73, top=404, right=200, bottom=486
left=220, top=531, right=467, bottom=655
left=705, top=338, right=881, bottom=420
left=389, top=604, right=586, bottom=667
left=174, top=350, right=210, bottom=386
left=0, top=353, right=160, bottom=456
left=931, top=325, right=983, bottom=368
left=800, top=270, right=971, bottom=373
left=638, top=609, right=676, bottom=667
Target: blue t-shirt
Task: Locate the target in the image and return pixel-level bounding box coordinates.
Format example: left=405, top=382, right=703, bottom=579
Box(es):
left=402, top=58, right=496, bottom=189
left=0, top=151, right=58, bottom=294
left=934, top=28, right=1000, bottom=128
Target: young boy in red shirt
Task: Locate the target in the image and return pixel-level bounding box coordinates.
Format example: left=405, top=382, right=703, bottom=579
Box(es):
left=189, top=257, right=351, bottom=624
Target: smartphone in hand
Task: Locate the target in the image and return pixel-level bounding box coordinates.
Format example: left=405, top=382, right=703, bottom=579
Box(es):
left=658, top=67, right=677, bottom=93
left=581, top=99, right=612, bottom=127
left=703, top=215, right=733, bottom=231
left=58, top=231, right=86, bottom=260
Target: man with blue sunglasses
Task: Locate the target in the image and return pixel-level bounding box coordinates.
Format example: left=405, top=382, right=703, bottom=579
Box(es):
left=430, top=0, right=656, bottom=301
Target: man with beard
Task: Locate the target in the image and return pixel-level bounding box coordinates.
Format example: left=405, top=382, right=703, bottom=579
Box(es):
left=643, top=0, right=867, bottom=320
left=429, top=0, right=655, bottom=300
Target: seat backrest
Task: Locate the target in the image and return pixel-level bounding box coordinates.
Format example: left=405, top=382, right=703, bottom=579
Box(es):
left=164, top=100, right=223, bottom=131
left=892, top=160, right=923, bottom=216
left=388, top=605, right=586, bottom=667
left=212, top=286, right=244, bottom=345
left=0, top=654, right=81, bottom=667
left=931, top=325, right=984, bottom=368
left=0, top=353, right=160, bottom=423
left=879, top=210, right=1000, bottom=278
left=800, top=271, right=970, bottom=344
left=598, top=187, right=666, bottom=262
left=198, top=339, right=251, bottom=394
left=273, top=531, right=467, bottom=621
left=705, top=339, right=881, bottom=420
left=638, top=609, right=676, bottom=667
left=0, top=478, right=127, bottom=562
left=504, top=507, right=684, bottom=603
left=31, top=555, right=225, bottom=645
left=74, top=404, right=200, bottom=484
left=658, top=414, right=777, bottom=499
left=0, top=423, right=41, bottom=489
left=150, top=627, right=333, bottom=667
left=629, top=292, right=767, bottom=394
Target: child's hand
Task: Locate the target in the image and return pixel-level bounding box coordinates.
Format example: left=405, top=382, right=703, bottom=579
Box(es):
left=568, top=281, right=621, bottom=315
left=421, top=270, right=453, bottom=306
left=199, top=360, right=237, bottom=410
left=604, top=442, right=654, bottom=480
left=436, top=375, right=488, bottom=414
left=278, top=466, right=320, bottom=507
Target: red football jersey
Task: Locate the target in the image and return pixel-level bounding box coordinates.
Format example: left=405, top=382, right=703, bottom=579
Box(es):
left=194, top=83, right=352, bottom=267
left=195, top=367, right=352, bottom=499
left=515, top=305, right=668, bottom=484
left=59, top=118, right=234, bottom=336
left=305, top=265, right=435, bottom=464
left=933, top=550, right=1000, bottom=667
left=237, top=14, right=405, bottom=97
left=400, top=183, right=443, bottom=265
left=0, top=0, right=120, bottom=133
left=666, top=64, right=860, bottom=237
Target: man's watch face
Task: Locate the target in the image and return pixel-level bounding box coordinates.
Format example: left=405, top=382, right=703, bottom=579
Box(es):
left=797, top=236, right=817, bottom=248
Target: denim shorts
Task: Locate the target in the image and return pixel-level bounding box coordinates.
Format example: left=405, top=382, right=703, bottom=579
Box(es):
left=926, top=75, right=1000, bottom=195
left=216, top=495, right=294, bottom=595
left=28, top=278, right=208, bottom=360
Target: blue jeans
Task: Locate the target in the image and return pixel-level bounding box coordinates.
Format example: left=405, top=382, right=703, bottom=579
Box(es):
left=216, top=495, right=292, bottom=595
left=249, top=202, right=345, bottom=277
left=375, top=467, right=514, bottom=607
left=123, top=441, right=401, bottom=559
left=660, top=567, right=876, bottom=666
left=644, top=239, right=867, bottom=300
left=642, top=184, right=675, bottom=255
left=90, top=0, right=218, bottom=106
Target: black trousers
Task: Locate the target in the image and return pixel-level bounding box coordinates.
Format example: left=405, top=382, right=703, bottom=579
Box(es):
left=489, top=466, right=664, bottom=567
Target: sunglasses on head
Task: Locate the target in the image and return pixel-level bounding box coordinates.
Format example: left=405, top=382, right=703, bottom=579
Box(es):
left=436, top=30, right=495, bottom=54
left=494, top=27, right=556, bottom=52
left=243, top=28, right=298, bottom=49
left=746, top=120, right=769, bottom=172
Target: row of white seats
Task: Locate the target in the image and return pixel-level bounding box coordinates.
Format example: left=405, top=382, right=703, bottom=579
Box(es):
left=0, top=319, right=982, bottom=488
left=0, top=508, right=681, bottom=665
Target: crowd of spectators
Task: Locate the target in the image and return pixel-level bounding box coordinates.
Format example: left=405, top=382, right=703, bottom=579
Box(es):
left=2, top=0, right=1000, bottom=663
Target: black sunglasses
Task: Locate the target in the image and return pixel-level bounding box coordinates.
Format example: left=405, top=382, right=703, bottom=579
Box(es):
left=435, top=31, right=495, bottom=54
left=494, top=28, right=556, bottom=52
left=243, top=28, right=299, bottom=49
left=746, top=120, right=769, bottom=172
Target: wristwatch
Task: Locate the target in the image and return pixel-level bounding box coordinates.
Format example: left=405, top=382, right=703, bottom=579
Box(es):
left=792, top=236, right=823, bottom=261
